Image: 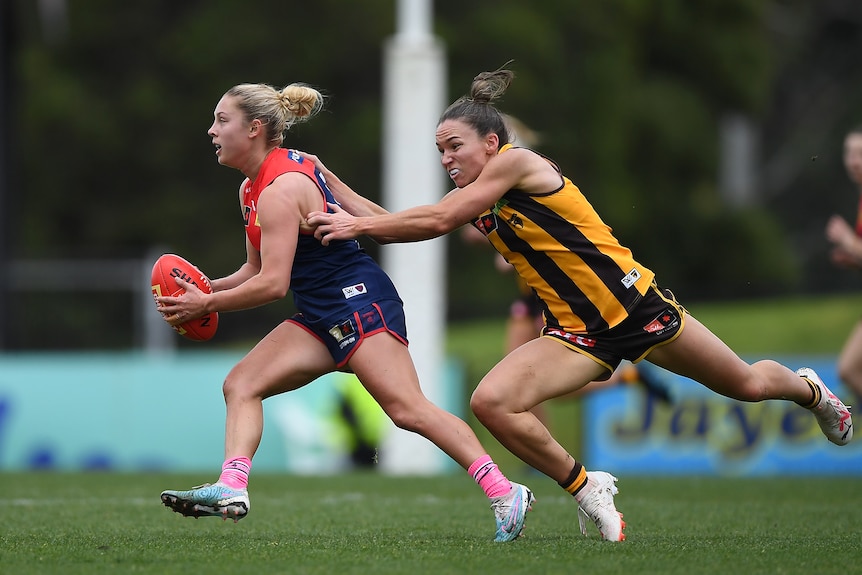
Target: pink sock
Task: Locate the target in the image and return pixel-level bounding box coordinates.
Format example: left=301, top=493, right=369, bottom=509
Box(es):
left=218, top=456, right=252, bottom=490
left=468, top=454, right=512, bottom=498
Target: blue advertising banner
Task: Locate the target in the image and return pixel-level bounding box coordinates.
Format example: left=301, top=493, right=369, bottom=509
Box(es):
left=582, top=358, right=861, bottom=476
left=0, top=352, right=462, bottom=474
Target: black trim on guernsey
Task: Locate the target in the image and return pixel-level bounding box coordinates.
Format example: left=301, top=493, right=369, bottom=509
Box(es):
left=494, top=221, right=607, bottom=332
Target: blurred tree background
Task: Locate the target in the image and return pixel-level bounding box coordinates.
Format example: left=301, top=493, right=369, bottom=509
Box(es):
left=3, top=0, right=862, bottom=349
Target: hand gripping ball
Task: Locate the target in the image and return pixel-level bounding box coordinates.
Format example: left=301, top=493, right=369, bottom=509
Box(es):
left=150, top=253, right=219, bottom=341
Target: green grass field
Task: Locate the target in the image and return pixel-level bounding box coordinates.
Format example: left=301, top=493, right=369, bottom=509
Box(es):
left=2, top=294, right=861, bottom=574
left=1, top=472, right=859, bottom=575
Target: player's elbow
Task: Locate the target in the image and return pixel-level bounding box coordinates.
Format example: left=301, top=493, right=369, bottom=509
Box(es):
left=370, top=235, right=395, bottom=245
left=259, top=277, right=290, bottom=301
left=434, top=218, right=460, bottom=236
left=268, top=282, right=290, bottom=301
left=422, top=213, right=462, bottom=239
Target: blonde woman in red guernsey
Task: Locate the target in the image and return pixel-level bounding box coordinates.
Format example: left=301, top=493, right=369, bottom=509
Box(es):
left=156, top=82, right=533, bottom=542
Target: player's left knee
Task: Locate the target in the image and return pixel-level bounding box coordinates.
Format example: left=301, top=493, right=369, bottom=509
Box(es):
left=470, top=385, right=506, bottom=422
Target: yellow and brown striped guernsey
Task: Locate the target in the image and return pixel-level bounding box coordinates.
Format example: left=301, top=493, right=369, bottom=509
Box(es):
left=473, top=145, right=655, bottom=334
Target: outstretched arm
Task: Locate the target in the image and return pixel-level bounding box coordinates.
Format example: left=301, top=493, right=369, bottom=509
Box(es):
left=305, top=149, right=533, bottom=245
left=309, top=198, right=466, bottom=245
left=299, top=149, right=472, bottom=244
left=303, top=146, right=544, bottom=246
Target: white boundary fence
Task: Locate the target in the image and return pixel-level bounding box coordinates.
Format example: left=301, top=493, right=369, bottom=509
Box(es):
left=6, top=252, right=174, bottom=352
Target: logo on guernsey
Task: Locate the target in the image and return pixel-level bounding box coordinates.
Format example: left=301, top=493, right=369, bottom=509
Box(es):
left=621, top=268, right=641, bottom=289
left=328, top=319, right=356, bottom=349
left=342, top=283, right=367, bottom=299
left=642, top=309, right=680, bottom=335
left=507, top=213, right=524, bottom=229
left=288, top=149, right=302, bottom=162
left=473, top=213, right=498, bottom=236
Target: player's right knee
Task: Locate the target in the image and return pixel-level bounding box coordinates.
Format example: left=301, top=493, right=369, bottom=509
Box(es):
left=379, top=400, right=425, bottom=433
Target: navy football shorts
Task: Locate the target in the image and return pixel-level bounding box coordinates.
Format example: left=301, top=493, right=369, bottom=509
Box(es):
left=288, top=299, right=408, bottom=368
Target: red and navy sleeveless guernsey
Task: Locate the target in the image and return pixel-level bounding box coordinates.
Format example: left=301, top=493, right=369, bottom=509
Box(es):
left=242, top=148, right=402, bottom=323
left=471, top=144, right=655, bottom=335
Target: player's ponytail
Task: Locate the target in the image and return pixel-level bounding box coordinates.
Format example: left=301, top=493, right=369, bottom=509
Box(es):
left=439, top=64, right=515, bottom=149
left=225, top=82, right=325, bottom=147
left=468, top=68, right=514, bottom=105
left=278, top=84, right=325, bottom=126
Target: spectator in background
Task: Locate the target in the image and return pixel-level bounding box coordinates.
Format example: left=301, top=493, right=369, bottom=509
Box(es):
left=330, top=373, right=387, bottom=468
left=825, top=125, right=862, bottom=401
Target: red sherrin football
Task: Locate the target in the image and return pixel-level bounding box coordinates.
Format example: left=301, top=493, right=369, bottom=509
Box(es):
left=150, top=253, right=219, bottom=341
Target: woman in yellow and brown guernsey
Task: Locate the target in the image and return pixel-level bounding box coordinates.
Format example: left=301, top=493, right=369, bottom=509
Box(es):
left=305, top=68, right=854, bottom=542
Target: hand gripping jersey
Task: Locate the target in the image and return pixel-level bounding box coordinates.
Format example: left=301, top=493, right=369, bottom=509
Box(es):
left=242, top=148, right=402, bottom=323
left=471, top=144, right=655, bottom=335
